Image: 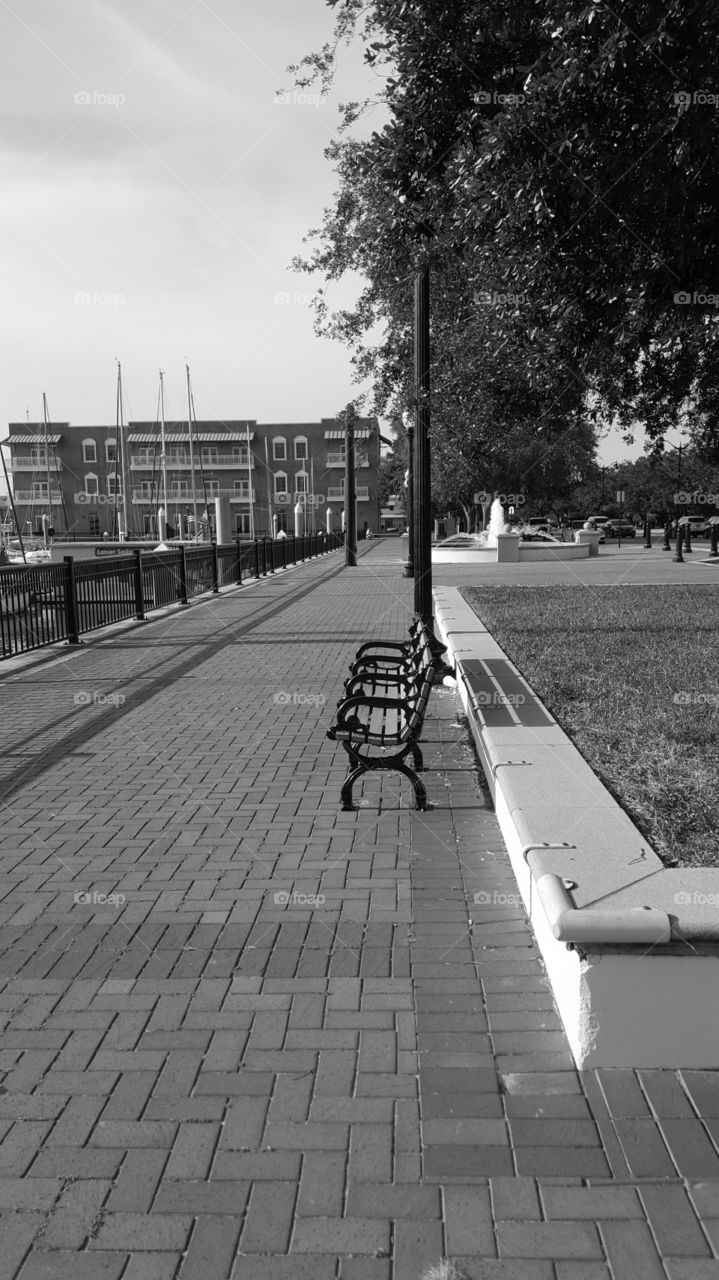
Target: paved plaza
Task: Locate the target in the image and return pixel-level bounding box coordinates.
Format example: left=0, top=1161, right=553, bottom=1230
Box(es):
left=1, top=540, right=719, bottom=1278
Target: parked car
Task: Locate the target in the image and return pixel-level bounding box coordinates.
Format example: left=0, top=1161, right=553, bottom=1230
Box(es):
left=525, top=515, right=558, bottom=529
left=603, top=518, right=636, bottom=538
left=570, top=519, right=605, bottom=543
left=684, top=516, right=711, bottom=538
left=586, top=515, right=611, bottom=530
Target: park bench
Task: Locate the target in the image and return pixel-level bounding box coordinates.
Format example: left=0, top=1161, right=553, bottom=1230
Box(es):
left=326, top=625, right=439, bottom=811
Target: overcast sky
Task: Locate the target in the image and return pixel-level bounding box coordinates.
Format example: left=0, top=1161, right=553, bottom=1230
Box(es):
left=0, top=0, right=642, bottom=495
left=0, top=0, right=382, bottom=445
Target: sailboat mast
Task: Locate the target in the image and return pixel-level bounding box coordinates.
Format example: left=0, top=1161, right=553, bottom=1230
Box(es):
left=186, top=363, right=198, bottom=536
left=159, top=370, right=168, bottom=536
left=116, top=361, right=129, bottom=539
left=42, top=393, right=52, bottom=529
left=247, top=422, right=254, bottom=540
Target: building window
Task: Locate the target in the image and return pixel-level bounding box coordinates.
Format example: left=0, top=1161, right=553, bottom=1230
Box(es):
left=31, top=481, right=49, bottom=498
left=233, top=445, right=250, bottom=467
left=274, top=472, right=287, bottom=495
left=201, top=447, right=218, bottom=465
left=139, top=481, right=153, bottom=500
left=206, top=480, right=219, bottom=495
left=107, top=474, right=120, bottom=497
left=233, top=480, right=251, bottom=497
left=235, top=512, right=251, bottom=535
left=170, top=480, right=189, bottom=496
left=273, top=437, right=286, bottom=462
left=89, top=514, right=100, bottom=536
left=85, top=473, right=99, bottom=496
left=136, top=448, right=154, bottom=466
left=83, top=439, right=97, bottom=464
left=295, top=471, right=308, bottom=494
left=294, top=436, right=308, bottom=461
left=106, top=439, right=117, bottom=463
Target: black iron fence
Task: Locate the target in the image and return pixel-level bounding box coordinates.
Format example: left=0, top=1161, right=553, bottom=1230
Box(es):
left=0, top=533, right=343, bottom=661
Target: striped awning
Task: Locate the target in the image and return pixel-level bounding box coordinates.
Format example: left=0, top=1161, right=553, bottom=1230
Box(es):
left=3, top=434, right=62, bottom=445
left=127, top=433, right=254, bottom=444
left=323, top=430, right=370, bottom=440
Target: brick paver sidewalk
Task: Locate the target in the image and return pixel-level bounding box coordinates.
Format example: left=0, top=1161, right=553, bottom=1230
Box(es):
left=1, top=542, right=719, bottom=1279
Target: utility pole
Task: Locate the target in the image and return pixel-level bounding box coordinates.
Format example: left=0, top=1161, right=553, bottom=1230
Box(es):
left=344, top=403, right=357, bottom=566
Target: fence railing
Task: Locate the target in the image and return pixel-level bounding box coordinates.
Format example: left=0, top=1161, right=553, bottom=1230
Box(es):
left=0, top=532, right=344, bottom=661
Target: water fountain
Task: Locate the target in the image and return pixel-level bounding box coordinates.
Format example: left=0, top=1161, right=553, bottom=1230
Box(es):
left=432, top=496, right=601, bottom=564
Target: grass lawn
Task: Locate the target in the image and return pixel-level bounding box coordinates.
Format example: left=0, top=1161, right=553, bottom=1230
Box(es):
left=461, top=583, right=719, bottom=869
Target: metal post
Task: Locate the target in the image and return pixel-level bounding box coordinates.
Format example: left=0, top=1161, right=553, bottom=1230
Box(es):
left=344, top=405, right=357, bottom=566
left=403, top=422, right=414, bottom=578
left=133, top=549, right=145, bottom=618
left=684, top=521, right=692, bottom=553
left=644, top=517, right=652, bottom=549
left=212, top=541, right=219, bottom=592
left=673, top=525, right=684, bottom=563
left=236, top=535, right=243, bottom=585
left=63, top=556, right=81, bottom=644
left=711, top=523, right=719, bottom=557
left=663, top=521, right=672, bottom=551
left=414, top=260, right=432, bottom=622
left=178, top=544, right=189, bottom=605
left=254, top=539, right=261, bottom=579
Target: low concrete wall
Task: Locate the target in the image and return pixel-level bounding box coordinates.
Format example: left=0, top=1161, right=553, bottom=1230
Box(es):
left=434, top=584, right=719, bottom=1068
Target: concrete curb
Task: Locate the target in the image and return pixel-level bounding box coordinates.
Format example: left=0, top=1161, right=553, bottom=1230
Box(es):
left=434, top=585, right=719, bottom=1068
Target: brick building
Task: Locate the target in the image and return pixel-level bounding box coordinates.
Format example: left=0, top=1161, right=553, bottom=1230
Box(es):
left=3, top=418, right=380, bottom=539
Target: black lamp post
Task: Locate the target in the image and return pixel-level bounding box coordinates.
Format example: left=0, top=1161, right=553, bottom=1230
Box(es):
left=403, top=419, right=414, bottom=578
left=344, top=403, right=357, bottom=567
left=413, top=259, right=432, bottom=624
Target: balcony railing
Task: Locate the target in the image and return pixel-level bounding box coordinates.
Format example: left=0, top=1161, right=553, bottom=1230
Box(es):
left=12, top=491, right=63, bottom=504
left=10, top=457, right=63, bottom=471
left=326, top=453, right=369, bottom=468
left=130, top=455, right=253, bottom=469
left=327, top=486, right=370, bottom=501
left=131, top=487, right=255, bottom=504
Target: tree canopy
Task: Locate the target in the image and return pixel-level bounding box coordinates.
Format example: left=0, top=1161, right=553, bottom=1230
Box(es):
left=291, top=0, right=719, bottom=503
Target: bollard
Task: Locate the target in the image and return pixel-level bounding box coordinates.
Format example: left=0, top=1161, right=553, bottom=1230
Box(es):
left=236, top=536, right=243, bottom=585
left=673, top=526, right=684, bottom=563
left=212, top=542, right=219, bottom=593
left=254, top=539, right=261, bottom=579
left=712, top=523, right=719, bottom=557
left=684, top=521, right=692, bottom=553
left=644, top=518, right=652, bottom=549
left=663, top=522, right=672, bottom=551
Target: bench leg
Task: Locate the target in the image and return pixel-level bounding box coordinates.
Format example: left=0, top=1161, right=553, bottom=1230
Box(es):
left=411, top=743, right=423, bottom=771
left=339, top=752, right=427, bottom=811
left=340, top=764, right=364, bottom=810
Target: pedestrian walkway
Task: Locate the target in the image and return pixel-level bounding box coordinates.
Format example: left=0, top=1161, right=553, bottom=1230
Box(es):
left=1, top=541, right=719, bottom=1279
